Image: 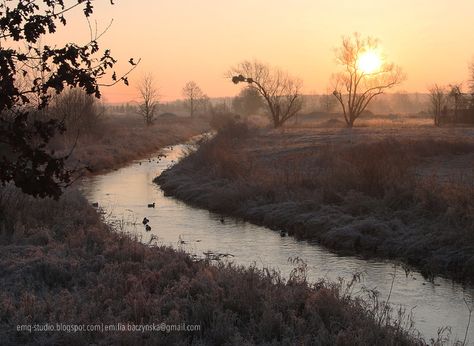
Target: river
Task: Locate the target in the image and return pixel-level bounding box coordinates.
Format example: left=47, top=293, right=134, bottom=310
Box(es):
left=80, top=140, right=474, bottom=344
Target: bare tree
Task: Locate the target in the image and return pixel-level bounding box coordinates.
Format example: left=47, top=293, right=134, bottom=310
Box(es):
left=428, top=84, right=448, bottom=127
left=138, top=74, right=159, bottom=126
left=182, top=81, right=205, bottom=117
left=229, top=60, right=303, bottom=128
left=448, top=83, right=463, bottom=124
left=51, top=88, right=105, bottom=137
left=332, top=33, right=405, bottom=127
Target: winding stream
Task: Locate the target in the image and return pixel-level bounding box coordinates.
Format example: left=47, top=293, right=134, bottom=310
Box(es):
left=80, top=139, right=474, bottom=343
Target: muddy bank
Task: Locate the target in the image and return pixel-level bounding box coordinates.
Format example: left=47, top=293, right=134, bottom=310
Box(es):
left=156, top=126, right=474, bottom=283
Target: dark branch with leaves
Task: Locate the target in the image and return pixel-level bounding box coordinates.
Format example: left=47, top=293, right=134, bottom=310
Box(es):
left=0, top=0, right=139, bottom=198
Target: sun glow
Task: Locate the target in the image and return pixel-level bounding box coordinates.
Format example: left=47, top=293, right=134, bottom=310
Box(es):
left=357, top=50, right=382, bottom=74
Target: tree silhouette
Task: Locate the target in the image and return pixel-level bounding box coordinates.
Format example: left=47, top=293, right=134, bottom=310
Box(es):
left=138, top=74, right=159, bottom=125
left=51, top=87, right=105, bottom=137
left=0, top=0, right=138, bottom=198
left=428, top=84, right=447, bottom=127
left=229, top=60, right=303, bottom=128
left=332, top=33, right=404, bottom=127
left=448, top=84, right=462, bottom=124
left=182, top=81, right=205, bottom=117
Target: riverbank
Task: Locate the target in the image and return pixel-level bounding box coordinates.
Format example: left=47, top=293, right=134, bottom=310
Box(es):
left=0, top=120, right=428, bottom=344
left=0, top=185, right=425, bottom=345
left=55, top=115, right=210, bottom=173
left=157, top=124, right=474, bottom=283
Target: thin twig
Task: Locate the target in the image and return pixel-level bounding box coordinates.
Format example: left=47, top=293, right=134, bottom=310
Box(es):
left=463, top=297, right=473, bottom=346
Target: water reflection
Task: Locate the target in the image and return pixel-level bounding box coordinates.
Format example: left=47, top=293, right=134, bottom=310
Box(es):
left=80, top=143, right=474, bottom=343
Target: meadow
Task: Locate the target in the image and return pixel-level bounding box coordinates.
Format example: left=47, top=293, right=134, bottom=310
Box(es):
left=0, top=112, right=435, bottom=345
left=157, top=120, right=474, bottom=283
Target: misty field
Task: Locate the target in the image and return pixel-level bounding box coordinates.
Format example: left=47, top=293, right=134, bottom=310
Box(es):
left=158, top=124, right=474, bottom=283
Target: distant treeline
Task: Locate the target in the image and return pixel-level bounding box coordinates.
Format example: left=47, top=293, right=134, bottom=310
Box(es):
left=106, top=92, right=431, bottom=117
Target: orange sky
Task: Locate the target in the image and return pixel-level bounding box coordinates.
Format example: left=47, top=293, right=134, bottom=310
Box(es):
left=56, top=0, right=474, bottom=102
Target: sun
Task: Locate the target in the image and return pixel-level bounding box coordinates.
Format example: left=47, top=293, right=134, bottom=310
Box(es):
left=357, top=50, right=382, bottom=74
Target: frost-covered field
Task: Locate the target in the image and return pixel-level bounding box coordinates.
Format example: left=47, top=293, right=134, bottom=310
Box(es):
left=158, top=125, right=474, bottom=282
left=243, top=126, right=474, bottom=154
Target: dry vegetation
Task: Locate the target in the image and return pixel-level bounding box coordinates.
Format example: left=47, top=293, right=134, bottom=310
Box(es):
left=0, top=185, right=425, bottom=345
left=287, top=112, right=434, bottom=129
left=0, top=114, right=430, bottom=345
left=157, top=123, right=474, bottom=283
left=51, top=114, right=209, bottom=173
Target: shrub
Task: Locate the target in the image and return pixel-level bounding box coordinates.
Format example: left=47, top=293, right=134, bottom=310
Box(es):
left=50, top=88, right=105, bottom=138
left=209, top=111, right=241, bottom=131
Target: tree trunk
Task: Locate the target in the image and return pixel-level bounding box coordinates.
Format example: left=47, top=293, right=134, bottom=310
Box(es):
left=346, top=113, right=355, bottom=128
left=271, top=110, right=281, bottom=128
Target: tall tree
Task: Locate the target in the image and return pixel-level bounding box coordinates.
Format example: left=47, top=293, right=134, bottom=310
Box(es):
left=229, top=60, right=303, bottom=128
left=448, top=83, right=463, bottom=124
left=332, top=33, right=404, bottom=127
left=182, top=81, right=205, bottom=117
left=0, top=0, right=138, bottom=198
left=428, top=84, right=448, bottom=127
left=137, top=74, right=159, bottom=125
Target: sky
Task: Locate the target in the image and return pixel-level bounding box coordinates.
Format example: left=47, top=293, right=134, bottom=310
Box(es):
left=55, top=0, right=474, bottom=103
